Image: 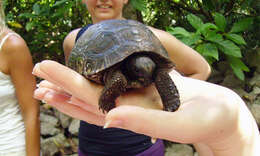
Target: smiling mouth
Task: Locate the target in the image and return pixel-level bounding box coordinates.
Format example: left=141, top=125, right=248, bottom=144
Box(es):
left=97, top=5, right=112, bottom=9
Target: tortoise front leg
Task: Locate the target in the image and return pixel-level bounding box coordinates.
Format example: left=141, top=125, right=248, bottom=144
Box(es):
left=99, top=70, right=127, bottom=113
left=154, top=69, right=180, bottom=112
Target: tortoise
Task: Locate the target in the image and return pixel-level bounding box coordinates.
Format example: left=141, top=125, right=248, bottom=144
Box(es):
left=67, top=19, right=180, bottom=113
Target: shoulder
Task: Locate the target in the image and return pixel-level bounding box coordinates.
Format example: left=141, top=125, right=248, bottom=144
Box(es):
left=63, top=28, right=81, bottom=61
left=1, top=31, right=33, bottom=72
left=63, top=28, right=81, bottom=45
left=2, top=32, right=31, bottom=58
left=147, top=26, right=178, bottom=43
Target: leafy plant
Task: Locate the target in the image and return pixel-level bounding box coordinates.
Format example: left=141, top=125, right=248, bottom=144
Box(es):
left=167, top=13, right=252, bottom=80
left=130, top=0, right=147, bottom=11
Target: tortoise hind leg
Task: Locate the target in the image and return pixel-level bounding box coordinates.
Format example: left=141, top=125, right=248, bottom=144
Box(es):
left=154, top=69, right=180, bottom=112
left=99, top=70, right=127, bottom=113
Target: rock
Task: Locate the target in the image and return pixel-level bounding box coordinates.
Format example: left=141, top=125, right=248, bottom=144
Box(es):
left=55, top=110, right=72, bottom=129
left=41, top=121, right=60, bottom=136
left=165, top=143, right=194, bottom=156
left=40, top=113, right=59, bottom=126
left=250, top=102, right=260, bottom=126
left=249, top=74, right=260, bottom=87
left=220, top=74, right=244, bottom=89
left=207, top=68, right=224, bottom=84
left=69, top=119, right=80, bottom=136
left=252, top=86, right=260, bottom=95
left=41, top=134, right=69, bottom=156
left=217, top=61, right=230, bottom=74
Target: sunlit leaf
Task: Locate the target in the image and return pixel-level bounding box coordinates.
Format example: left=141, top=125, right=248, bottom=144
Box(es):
left=196, top=43, right=219, bottom=60
left=225, top=33, right=246, bottom=45
left=53, top=0, right=69, bottom=7
left=130, top=0, right=147, bottom=11
left=166, top=27, right=191, bottom=37
left=187, top=14, right=204, bottom=30
left=228, top=56, right=250, bottom=80
left=213, top=13, right=226, bottom=32
left=7, top=21, right=23, bottom=28
left=204, top=31, right=223, bottom=42
left=33, top=3, right=41, bottom=15
left=217, top=40, right=242, bottom=57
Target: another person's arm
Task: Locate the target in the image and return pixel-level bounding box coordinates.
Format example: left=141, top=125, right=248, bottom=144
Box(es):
left=6, top=34, right=40, bottom=156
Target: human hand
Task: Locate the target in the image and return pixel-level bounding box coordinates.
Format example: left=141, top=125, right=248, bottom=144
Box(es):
left=33, top=60, right=163, bottom=126
left=33, top=60, right=239, bottom=144
left=105, top=72, right=240, bottom=144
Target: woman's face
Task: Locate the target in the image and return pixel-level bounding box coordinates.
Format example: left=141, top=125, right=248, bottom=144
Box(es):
left=82, top=0, right=128, bottom=24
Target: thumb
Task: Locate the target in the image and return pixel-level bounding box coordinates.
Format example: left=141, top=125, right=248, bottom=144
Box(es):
left=105, top=105, right=191, bottom=143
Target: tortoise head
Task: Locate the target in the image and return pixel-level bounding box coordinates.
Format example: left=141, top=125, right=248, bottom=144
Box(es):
left=126, top=55, right=156, bottom=86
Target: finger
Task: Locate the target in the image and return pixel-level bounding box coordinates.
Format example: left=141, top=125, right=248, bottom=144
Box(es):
left=33, top=60, right=102, bottom=106
left=34, top=87, right=105, bottom=126
left=105, top=105, right=213, bottom=144
left=69, top=96, right=105, bottom=116
left=38, top=80, right=65, bottom=93
left=34, top=87, right=105, bottom=117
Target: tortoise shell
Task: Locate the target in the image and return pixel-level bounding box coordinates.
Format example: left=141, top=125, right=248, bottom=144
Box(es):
left=68, top=19, right=175, bottom=84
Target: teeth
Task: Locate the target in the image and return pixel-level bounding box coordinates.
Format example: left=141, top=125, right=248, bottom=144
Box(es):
left=98, top=5, right=110, bottom=8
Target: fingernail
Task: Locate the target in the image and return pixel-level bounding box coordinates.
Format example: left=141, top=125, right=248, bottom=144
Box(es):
left=32, top=63, right=40, bottom=74
left=103, top=120, right=123, bottom=129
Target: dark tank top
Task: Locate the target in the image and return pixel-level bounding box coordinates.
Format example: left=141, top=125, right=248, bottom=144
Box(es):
left=76, top=25, right=153, bottom=156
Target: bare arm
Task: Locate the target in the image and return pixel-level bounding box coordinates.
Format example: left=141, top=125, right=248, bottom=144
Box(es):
left=4, top=34, right=40, bottom=156
left=148, top=26, right=211, bottom=80
left=63, top=28, right=81, bottom=63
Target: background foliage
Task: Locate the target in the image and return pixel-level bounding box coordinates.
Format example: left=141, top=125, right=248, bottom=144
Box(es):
left=4, top=0, right=260, bottom=80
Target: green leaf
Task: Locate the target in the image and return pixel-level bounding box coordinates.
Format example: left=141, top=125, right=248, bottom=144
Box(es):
left=214, top=13, right=226, bottom=32
left=53, top=0, right=69, bottom=7
left=33, top=3, right=41, bottom=15
left=230, top=18, right=254, bottom=33
left=196, top=43, right=219, bottom=60
left=25, top=22, right=35, bottom=31
left=19, top=13, right=36, bottom=18
left=187, top=14, right=204, bottom=30
left=181, top=34, right=201, bottom=46
left=217, top=40, right=242, bottom=57
left=231, top=65, right=245, bottom=80
left=204, top=31, right=223, bottom=42
left=227, top=56, right=250, bottom=80
left=166, top=27, right=191, bottom=37
left=130, top=0, right=147, bottom=11
left=198, top=23, right=218, bottom=36
left=225, top=33, right=247, bottom=45
left=227, top=56, right=249, bottom=71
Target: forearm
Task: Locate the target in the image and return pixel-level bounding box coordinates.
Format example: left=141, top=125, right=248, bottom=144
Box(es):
left=24, top=114, right=41, bottom=156
left=187, top=70, right=211, bottom=81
